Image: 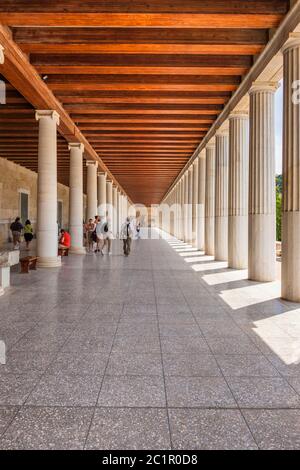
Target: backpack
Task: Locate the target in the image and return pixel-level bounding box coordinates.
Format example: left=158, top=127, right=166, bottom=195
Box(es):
left=103, top=222, right=109, bottom=233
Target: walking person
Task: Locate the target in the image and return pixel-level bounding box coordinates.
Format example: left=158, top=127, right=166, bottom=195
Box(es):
left=95, top=215, right=104, bottom=254
left=23, top=219, right=33, bottom=251
left=86, top=218, right=96, bottom=252
left=10, top=217, right=23, bottom=250
left=102, top=211, right=113, bottom=255
left=120, top=217, right=133, bottom=257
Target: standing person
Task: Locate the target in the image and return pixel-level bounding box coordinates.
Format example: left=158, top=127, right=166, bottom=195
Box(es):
left=10, top=217, right=23, bottom=250
left=102, top=210, right=113, bottom=255
left=120, top=217, right=133, bottom=257
left=58, top=229, right=71, bottom=249
left=86, top=218, right=96, bottom=252
left=23, top=219, right=33, bottom=251
left=136, top=219, right=141, bottom=239
left=95, top=215, right=104, bottom=254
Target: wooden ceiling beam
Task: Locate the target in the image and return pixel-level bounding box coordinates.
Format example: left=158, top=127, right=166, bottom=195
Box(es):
left=0, top=13, right=283, bottom=28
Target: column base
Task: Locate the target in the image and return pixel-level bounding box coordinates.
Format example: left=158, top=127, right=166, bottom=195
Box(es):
left=37, top=256, right=62, bottom=268
left=281, top=211, right=300, bottom=302
left=69, top=246, right=86, bottom=255
left=248, top=214, right=276, bottom=282
left=228, top=215, right=248, bottom=269
left=215, top=215, right=228, bottom=261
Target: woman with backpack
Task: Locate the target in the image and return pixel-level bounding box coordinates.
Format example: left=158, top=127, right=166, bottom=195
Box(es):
left=24, top=219, right=34, bottom=251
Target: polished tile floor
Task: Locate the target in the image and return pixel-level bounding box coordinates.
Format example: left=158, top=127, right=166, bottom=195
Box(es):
left=1, top=230, right=300, bottom=449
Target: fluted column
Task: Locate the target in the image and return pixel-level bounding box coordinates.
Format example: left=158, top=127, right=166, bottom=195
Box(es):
left=187, top=166, right=193, bottom=244
left=184, top=172, right=189, bottom=242
left=192, top=159, right=199, bottom=247
left=281, top=36, right=300, bottom=301
left=86, top=161, right=98, bottom=221
left=205, top=140, right=216, bottom=256
left=228, top=111, right=249, bottom=269
left=113, top=185, right=118, bottom=237
left=97, top=172, right=106, bottom=216
left=180, top=177, right=185, bottom=241
left=215, top=128, right=229, bottom=261
left=69, top=143, right=85, bottom=254
left=197, top=150, right=206, bottom=251
left=249, top=82, right=277, bottom=281
left=106, top=180, right=113, bottom=228
left=35, top=110, right=61, bottom=268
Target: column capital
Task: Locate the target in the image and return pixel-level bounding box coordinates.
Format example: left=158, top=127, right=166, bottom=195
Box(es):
left=97, top=171, right=107, bottom=177
left=0, top=44, right=4, bottom=64
left=68, top=142, right=84, bottom=152
left=282, top=33, right=300, bottom=54
left=86, top=160, right=98, bottom=167
left=198, top=149, right=206, bottom=160
left=216, top=122, right=229, bottom=137
left=106, top=179, right=112, bottom=185
left=249, top=81, right=279, bottom=94
left=35, top=110, right=60, bottom=125
left=229, top=109, right=249, bottom=120
left=206, top=137, right=216, bottom=149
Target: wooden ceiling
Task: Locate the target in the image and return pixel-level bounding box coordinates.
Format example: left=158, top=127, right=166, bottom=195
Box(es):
left=0, top=1, right=289, bottom=205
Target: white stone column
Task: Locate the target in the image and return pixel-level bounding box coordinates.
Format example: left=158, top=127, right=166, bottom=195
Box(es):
left=113, top=185, right=118, bottom=237
left=68, top=142, right=85, bottom=254
left=86, top=161, right=98, bottom=221
left=192, top=159, right=199, bottom=247
left=187, top=166, right=193, bottom=244
left=180, top=177, right=185, bottom=241
left=215, top=128, right=229, bottom=261
left=35, top=110, right=61, bottom=268
left=205, top=139, right=216, bottom=256
left=97, top=172, right=106, bottom=216
left=197, top=150, right=206, bottom=251
left=184, top=172, right=189, bottom=242
left=228, top=111, right=249, bottom=269
left=249, top=82, right=277, bottom=281
left=106, top=180, right=113, bottom=226
left=281, top=36, right=300, bottom=301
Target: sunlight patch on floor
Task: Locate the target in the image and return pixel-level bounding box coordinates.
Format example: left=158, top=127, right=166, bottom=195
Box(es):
left=203, top=269, right=248, bottom=286
left=219, top=280, right=281, bottom=310
left=191, top=261, right=228, bottom=272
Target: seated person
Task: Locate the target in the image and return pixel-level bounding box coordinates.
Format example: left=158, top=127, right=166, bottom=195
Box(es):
left=58, top=229, right=71, bottom=249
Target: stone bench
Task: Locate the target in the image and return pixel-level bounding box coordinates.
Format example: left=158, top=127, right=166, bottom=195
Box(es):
left=0, top=250, right=20, bottom=295
left=20, top=256, right=38, bottom=273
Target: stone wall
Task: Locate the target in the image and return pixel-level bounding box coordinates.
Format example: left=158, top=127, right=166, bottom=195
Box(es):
left=0, top=157, right=71, bottom=245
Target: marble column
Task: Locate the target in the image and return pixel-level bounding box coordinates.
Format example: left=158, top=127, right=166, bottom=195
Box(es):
left=184, top=172, right=189, bottom=242
left=97, top=172, right=106, bottom=216
left=228, top=111, right=249, bottom=269
left=106, top=180, right=113, bottom=228
left=86, top=161, right=98, bottom=221
left=281, top=36, right=300, bottom=301
left=113, top=185, right=118, bottom=237
left=249, top=82, right=277, bottom=281
left=192, top=159, right=199, bottom=247
left=205, top=140, right=216, bottom=256
left=68, top=143, right=85, bottom=254
left=197, top=150, right=206, bottom=251
left=35, top=110, right=61, bottom=267
left=187, top=166, right=193, bottom=244
left=180, top=177, right=185, bottom=241
left=215, top=128, right=229, bottom=261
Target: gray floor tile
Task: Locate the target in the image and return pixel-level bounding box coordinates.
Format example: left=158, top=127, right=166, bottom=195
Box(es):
left=98, top=376, right=166, bottom=407
left=169, top=409, right=257, bottom=449
left=0, top=407, right=19, bottom=435
left=47, top=352, right=109, bottom=376
left=0, top=406, right=93, bottom=450
left=0, top=373, right=40, bottom=405
left=163, top=353, right=221, bottom=377
left=112, top=335, right=161, bottom=354
left=166, top=376, right=236, bottom=408
left=106, top=352, right=163, bottom=376
left=243, top=409, right=300, bottom=450
left=228, top=377, right=300, bottom=408
left=204, top=334, right=261, bottom=355
left=161, top=336, right=210, bottom=354
left=85, top=408, right=171, bottom=450
left=26, top=372, right=103, bottom=406
left=215, top=354, right=280, bottom=377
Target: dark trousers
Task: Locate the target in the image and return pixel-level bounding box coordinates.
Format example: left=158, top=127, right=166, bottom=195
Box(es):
left=123, top=237, right=131, bottom=256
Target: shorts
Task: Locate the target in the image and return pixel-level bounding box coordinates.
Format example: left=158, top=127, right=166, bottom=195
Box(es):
left=24, top=233, right=33, bottom=242
left=102, top=232, right=112, bottom=240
